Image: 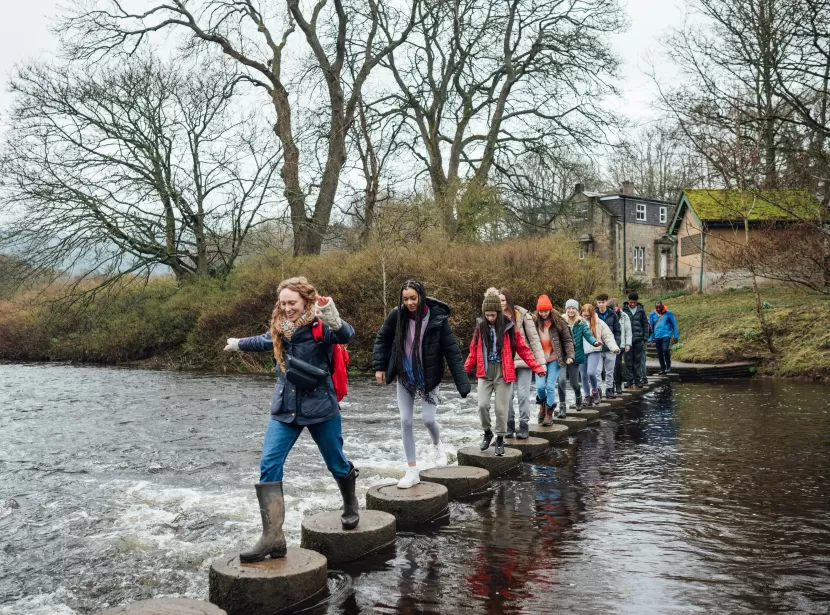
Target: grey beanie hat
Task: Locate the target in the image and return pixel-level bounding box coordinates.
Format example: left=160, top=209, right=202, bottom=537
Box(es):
left=565, top=299, right=579, bottom=310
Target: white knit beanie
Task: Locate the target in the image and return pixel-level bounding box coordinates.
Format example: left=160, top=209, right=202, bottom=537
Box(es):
left=565, top=299, right=579, bottom=310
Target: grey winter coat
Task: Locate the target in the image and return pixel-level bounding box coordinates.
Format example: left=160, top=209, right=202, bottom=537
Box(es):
left=238, top=301, right=354, bottom=425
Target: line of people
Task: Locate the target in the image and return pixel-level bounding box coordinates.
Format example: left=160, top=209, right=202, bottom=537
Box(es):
left=222, top=276, right=679, bottom=561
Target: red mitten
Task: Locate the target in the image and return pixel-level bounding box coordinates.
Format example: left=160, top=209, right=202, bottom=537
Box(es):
left=316, top=296, right=329, bottom=307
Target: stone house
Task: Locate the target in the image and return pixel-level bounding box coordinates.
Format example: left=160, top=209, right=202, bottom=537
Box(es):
left=669, top=188, right=822, bottom=291
left=564, top=182, right=679, bottom=289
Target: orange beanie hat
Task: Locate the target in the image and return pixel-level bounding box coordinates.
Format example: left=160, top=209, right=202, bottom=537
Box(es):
left=536, top=294, right=553, bottom=311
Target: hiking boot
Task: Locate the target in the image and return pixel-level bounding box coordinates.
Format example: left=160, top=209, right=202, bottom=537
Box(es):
left=606, top=387, right=616, bottom=399
left=505, top=431, right=515, bottom=439
left=542, top=405, right=554, bottom=426
left=575, top=397, right=583, bottom=411
left=494, top=436, right=505, bottom=456
left=592, top=389, right=601, bottom=405
left=558, top=404, right=567, bottom=418
left=537, top=403, right=546, bottom=423
left=240, top=482, right=287, bottom=562
left=516, top=422, right=529, bottom=439
left=480, top=430, right=494, bottom=451
left=335, top=463, right=360, bottom=530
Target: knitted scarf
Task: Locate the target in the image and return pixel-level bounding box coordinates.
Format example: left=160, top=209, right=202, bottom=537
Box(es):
left=273, top=307, right=317, bottom=371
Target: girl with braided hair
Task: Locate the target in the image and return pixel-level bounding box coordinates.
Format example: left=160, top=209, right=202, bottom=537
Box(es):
left=373, top=280, right=470, bottom=489
left=224, top=276, right=357, bottom=562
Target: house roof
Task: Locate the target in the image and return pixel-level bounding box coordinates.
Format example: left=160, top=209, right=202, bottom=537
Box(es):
left=668, top=188, right=823, bottom=234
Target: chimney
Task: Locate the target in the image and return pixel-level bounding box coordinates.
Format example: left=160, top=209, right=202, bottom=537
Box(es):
left=621, top=180, right=634, bottom=196
left=574, top=182, right=584, bottom=195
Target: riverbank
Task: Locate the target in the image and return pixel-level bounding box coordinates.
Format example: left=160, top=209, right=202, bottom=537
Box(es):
left=652, top=287, right=830, bottom=379
left=1, top=241, right=828, bottom=379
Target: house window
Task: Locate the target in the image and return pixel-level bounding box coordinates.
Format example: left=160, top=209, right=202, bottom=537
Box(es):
left=633, top=246, right=646, bottom=272
left=660, top=206, right=667, bottom=224
left=636, top=203, right=646, bottom=221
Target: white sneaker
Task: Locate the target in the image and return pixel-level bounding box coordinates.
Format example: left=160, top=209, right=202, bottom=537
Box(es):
left=432, top=442, right=448, bottom=467
left=397, top=467, right=420, bottom=489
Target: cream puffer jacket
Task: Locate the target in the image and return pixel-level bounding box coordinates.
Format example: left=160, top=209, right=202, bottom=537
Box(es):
left=512, top=305, right=546, bottom=369
left=583, top=318, right=620, bottom=355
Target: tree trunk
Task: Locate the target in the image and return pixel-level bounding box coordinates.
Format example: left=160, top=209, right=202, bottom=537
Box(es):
left=745, top=217, right=777, bottom=355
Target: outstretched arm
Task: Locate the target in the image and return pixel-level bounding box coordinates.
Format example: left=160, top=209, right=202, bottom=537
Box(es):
left=515, top=330, right=545, bottom=374
left=441, top=319, right=471, bottom=397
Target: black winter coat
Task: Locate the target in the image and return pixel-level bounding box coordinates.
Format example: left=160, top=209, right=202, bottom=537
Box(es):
left=597, top=308, right=621, bottom=349
left=373, top=298, right=471, bottom=397
left=623, top=303, right=649, bottom=344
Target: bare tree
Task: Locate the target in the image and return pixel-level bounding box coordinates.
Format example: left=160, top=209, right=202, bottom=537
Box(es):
left=60, top=0, right=420, bottom=256
left=497, top=150, right=603, bottom=235
left=0, top=56, right=281, bottom=290
left=607, top=122, right=709, bottom=201
left=659, top=0, right=797, bottom=188
left=376, top=0, right=624, bottom=240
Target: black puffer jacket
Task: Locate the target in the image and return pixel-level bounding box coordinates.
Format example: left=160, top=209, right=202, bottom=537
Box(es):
left=623, top=302, right=649, bottom=344
left=372, top=297, right=471, bottom=397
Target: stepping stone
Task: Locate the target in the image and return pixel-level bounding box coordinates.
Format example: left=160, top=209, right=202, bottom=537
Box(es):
left=457, top=445, right=522, bottom=476
left=420, top=466, right=491, bottom=498
left=96, top=599, right=227, bottom=614
left=545, top=416, right=588, bottom=433
left=528, top=423, right=569, bottom=443
left=605, top=396, right=627, bottom=406
left=300, top=510, right=395, bottom=565
left=589, top=403, right=615, bottom=416
left=366, top=482, right=448, bottom=529
left=503, top=436, right=549, bottom=460
left=570, top=409, right=600, bottom=421
left=208, top=548, right=327, bottom=615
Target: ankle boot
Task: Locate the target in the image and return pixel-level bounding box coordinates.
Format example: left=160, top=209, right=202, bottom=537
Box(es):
left=240, top=482, right=287, bottom=563
left=480, top=429, right=494, bottom=451
left=335, top=463, right=360, bottom=530
left=494, top=436, right=505, bottom=456
left=542, top=405, right=554, bottom=426
left=537, top=403, right=546, bottom=423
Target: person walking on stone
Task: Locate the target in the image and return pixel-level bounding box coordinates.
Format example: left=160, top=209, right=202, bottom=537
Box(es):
left=622, top=292, right=649, bottom=388
left=373, top=279, right=470, bottom=489
left=609, top=297, right=631, bottom=395
left=534, top=295, right=575, bottom=421
left=465, top=288, right=545, bottom=457
left=595, top=293, right=622, bottom=400
left=562, top=299, right=600, bottom=409
left=649, top=300, right=680, bottom=374
left=223, top=276, right=358, bottom=563
left=499, top=288, right=546, bottom=439
left=581, top=304, right=620, bottom=405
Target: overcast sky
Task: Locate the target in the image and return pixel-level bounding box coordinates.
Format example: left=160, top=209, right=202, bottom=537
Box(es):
left=0, top=0, right=685, bottom=129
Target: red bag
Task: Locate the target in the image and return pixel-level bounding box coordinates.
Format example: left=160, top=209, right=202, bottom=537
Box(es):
left=312, top=319, right=350, bottom=402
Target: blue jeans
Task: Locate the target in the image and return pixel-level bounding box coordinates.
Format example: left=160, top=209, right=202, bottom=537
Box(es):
left=535, top=361, right=561, bottom=406
left=260, top=415, right=351, bottom=483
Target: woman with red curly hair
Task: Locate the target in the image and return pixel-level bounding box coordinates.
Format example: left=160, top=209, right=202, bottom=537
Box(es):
left=224, top=277, right=356, bottom=562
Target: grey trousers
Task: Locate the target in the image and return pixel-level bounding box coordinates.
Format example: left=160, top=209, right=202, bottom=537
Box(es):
left=599, top=351, right=616, bottom=392
left=507, top=367, right=533, bottom=433
left=478, top=362, right=511, bottom=436
left=396, top=380, right=441, bottom=464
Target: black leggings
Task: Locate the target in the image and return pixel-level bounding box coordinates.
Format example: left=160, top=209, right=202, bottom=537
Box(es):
left=557, top=362, right=580, bottom=403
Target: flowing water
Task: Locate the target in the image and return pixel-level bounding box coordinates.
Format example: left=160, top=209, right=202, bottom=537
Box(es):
left=1, top=364, right=829, bottom=614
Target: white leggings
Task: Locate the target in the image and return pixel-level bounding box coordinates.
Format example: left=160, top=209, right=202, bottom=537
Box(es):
left=396, top=380, right=441, bottom=464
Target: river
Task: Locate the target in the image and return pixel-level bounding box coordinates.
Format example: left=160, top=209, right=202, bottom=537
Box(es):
left=1, top=364, right=828, bottom=614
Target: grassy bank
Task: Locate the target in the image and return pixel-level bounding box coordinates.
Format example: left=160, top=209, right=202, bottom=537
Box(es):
left=0, top=237, right=607, bottom=373
left=2, top=240, right=827, bottom=379
left=651, top=287, right=830, bottom=379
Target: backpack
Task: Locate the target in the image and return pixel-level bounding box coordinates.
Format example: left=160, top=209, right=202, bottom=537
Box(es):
left=311, top=319, right=350, bottom=402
